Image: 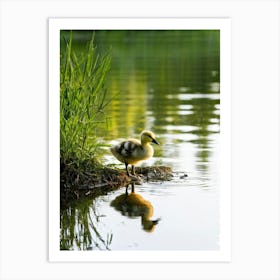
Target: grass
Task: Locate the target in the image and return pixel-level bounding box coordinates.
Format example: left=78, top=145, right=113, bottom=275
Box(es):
left=60, top=31, right=114, bottom=193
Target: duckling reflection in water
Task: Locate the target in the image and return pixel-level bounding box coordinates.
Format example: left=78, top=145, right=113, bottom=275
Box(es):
left=110, top=130, right=159, bottom=177
left=110, top=184, right=160, bottom=232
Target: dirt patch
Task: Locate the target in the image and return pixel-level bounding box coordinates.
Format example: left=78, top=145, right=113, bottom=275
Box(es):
left=135, top=166, right=173, bottom=181
left=60, top=163, right=173, bottom=207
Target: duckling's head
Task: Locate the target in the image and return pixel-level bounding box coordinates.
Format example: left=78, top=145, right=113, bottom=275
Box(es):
left=140, top=130, right=159, bottom=145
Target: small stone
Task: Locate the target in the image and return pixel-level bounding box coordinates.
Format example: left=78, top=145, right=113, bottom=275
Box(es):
left=180, top=174, right=188, bottom=179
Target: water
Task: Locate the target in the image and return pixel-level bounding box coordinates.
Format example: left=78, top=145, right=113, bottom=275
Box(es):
left=60, top=30, right=220, bottom=251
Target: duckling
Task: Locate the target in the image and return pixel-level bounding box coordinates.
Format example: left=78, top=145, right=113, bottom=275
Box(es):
left=111, top=183, right=160, bottom=232
left=110, top=130, right=159, bottom=176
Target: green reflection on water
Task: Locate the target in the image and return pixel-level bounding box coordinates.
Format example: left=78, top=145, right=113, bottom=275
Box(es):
left=61, top=30, right=220, bottom=139
left=60, top=198, right=113, bottom=250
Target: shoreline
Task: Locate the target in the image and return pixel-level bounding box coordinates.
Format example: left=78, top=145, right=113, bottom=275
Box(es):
left=60, top=165, right=173, bottom=207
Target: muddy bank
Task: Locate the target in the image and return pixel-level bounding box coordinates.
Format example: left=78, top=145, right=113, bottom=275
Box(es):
left=60, top=164, right=173, bottom=207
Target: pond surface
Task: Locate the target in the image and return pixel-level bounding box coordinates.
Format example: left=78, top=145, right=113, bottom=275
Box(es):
left=60, top=30, right=220, bottom=251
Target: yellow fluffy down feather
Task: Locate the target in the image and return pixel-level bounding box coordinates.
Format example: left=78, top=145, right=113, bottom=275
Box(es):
left=110, top=130, right=159, bottom=176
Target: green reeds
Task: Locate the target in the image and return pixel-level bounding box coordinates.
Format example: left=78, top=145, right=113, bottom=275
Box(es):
left=60, top=31, right=111, bottom=183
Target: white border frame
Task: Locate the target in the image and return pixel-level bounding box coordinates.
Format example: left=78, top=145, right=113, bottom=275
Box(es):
left=1, top=0, right=279, bottom=279
left=49, top=18, right=231, bottom=262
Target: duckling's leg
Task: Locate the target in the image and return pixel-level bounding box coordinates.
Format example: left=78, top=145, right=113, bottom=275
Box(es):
left=125, top=183, right=135, bottom=194
left=131, top=165, right=135, bottom=175
left=125, top=162, right=130, bottom=176
left=125, top=184, right=129, bottom=195
left=131, top=183, right=135, bottom=193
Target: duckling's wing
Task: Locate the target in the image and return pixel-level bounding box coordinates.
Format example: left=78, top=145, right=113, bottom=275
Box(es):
left=117, top=139, right=141, bottom=157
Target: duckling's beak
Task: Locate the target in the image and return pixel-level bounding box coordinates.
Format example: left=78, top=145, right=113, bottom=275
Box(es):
left=152, top=138, right=159, bottom=145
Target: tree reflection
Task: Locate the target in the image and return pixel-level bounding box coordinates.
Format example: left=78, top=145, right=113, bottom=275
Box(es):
left=110, top=183, right=160, bottom=232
